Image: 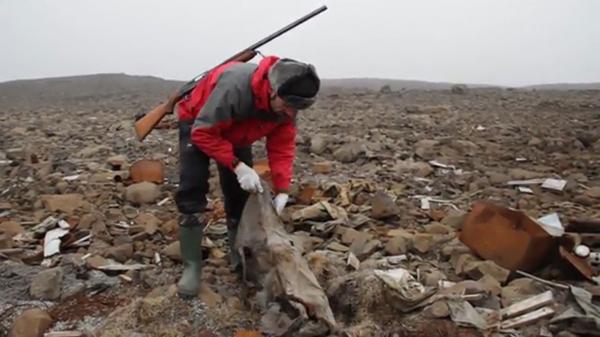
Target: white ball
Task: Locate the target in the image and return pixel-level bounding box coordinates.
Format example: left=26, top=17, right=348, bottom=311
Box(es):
left=575, top=245, right=591, bottom=257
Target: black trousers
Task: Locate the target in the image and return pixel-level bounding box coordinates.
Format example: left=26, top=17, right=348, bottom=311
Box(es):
left=174, top=121, right=252, bottom=222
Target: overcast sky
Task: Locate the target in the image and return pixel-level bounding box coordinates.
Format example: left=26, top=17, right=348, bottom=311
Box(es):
left=1, top=0, right=599, bottom=86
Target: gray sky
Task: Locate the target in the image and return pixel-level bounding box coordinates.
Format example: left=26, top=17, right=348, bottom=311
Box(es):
left=2, top=0, right=599, bottom=86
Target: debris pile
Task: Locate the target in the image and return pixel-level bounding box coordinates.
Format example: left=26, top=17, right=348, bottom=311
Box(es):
left=1, top=85, right=600, bottom=336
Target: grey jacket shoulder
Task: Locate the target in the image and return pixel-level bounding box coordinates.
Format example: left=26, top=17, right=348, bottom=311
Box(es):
left=193, top=63, right=262, bottom=128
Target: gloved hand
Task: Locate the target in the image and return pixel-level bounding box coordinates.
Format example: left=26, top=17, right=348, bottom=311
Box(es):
left=273, top=193, right=289, bottom=215
left=234, top=162, right=263, bottom=193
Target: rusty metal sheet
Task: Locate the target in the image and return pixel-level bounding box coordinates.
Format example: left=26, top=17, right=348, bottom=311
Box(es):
left=460, top=202, right=557, bottom=272
left=559, top=246, right=595, bottom=281
left=129, top=159, right=165, bottom=184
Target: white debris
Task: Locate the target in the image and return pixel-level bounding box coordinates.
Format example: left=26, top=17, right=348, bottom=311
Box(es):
left=62, top=175, right=80, bottom=181
left=420, top=198, right=431, bottom=210
left=58, top=220, right=71, bottom=229
left=537, top=213, right=564, bottom=237
left=43, top=227, right=70, bottom=257
left=541, top=178, right=567, bottom=191
left=518, top=186, right=534, bottom=194
left=157, top=197, right=170, bottom=206
left=507, top=178, right=546, bottom=186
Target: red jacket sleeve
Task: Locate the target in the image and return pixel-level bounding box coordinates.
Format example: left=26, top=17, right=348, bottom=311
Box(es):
left=266, top=120, right=297, bottom=193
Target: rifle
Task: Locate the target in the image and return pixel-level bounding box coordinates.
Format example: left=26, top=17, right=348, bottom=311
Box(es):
left=135, top=5, right=328, bottom=141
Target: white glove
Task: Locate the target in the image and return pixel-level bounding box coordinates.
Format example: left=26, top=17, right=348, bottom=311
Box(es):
left=234, top=162, right=263, bottom=193
left=273, top=193, right=289, bottom=215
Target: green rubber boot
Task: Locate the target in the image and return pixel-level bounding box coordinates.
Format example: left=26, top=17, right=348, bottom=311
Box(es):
left=177, top=215, right=204, bottom=299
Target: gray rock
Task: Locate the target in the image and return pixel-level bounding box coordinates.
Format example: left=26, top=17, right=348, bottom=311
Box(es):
left=125, top=182, right=160, bottom=205
left=30, top=267, right=63, bottom=300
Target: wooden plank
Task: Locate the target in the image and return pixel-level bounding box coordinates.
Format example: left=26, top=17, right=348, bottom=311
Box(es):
left=500, top=290, right=554, bottom=319
left=44, top=332, right=83, bottom=337
left=501, top=306, right=555, bottom=329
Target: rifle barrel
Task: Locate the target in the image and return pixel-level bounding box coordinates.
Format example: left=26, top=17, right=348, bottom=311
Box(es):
left=222, top=5, right=328, bottom=64
left=185, top=5, right=328, bottom=88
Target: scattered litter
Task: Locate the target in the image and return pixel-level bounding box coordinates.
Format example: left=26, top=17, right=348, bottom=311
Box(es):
left=518, top=186, right=534, bottom=194
left=43, top=227, right=70, bottom=257
left=374, top=268, right=437, bottom=312
left=62, top=175, right=80, bottom=181
left=461, top=202, right=556, bottom=271
left=541, top=178, right=567, bottom=191
left=420, top=198, right=431, bottom=210
left=537, top=213, right=564, bottom=237
left=507, top=178, right=546, bottom=186
left=96, top=263, right=152, bottom=271
left=157, top=197, right=170, bottom=206
left=57, top=220, right=71, bottom=229
left=447, top=300, right=487, bottom=330
left=347, top=252, right=360, bottom=270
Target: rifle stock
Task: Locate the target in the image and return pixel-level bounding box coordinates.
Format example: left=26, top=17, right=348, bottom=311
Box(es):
left=134, top=5, right=327, bottom=141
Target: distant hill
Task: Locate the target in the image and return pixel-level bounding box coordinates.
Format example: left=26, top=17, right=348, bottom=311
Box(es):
left=321, top=78, right=495, bottom=92
left=1, top=73, right=598, bottom=108
left=0, top=73, right=183, bottom=107
left=523, top=82, right=600, bottom=90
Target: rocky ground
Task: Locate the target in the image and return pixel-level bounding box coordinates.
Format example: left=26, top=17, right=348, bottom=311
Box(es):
left=1, top=82, right=600, bottom=337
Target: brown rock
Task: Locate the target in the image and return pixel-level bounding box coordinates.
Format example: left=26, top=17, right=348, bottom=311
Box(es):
left=422, top=269, right=447, bottom=287
left=78, top=214, right=96, bottom=229
left=351, top=239, right=380, bottom=260
left=333, top=143, right=365, bottom=163
left=310, top=134, right=329, bottom=154
left=0, top=231, right=13, bottom=249
left=441, top=210, right=467, bottom=230
left=160, top=219, right=178, bottom=236
left=574, top=195, right=595, bottom=206
left=86, top=255, right=109, bottom=269
left=55, top=181, right=69, bottom=194
left=40, top=194, right=86, bottom=215
left=414, top=139, right=439, bottom=160
left=500, top=278, right=545, bottom=307
left=163, top=241, right=181, bottom=262
left=395, top=160, right=433, bottom=177
left=0, top=220, right=24, bottom=237
left=312, top=161, right=334, bottom=174
left=341, top=228, right=371, bottom=246
left=464, top=260, right=510, bottom=284
left=423, top=222, right=453, bottom=234
left=425, top=301, right=450, bottom=318
left=478, top=274, right=502, bottom=296
left=226, top=296, right=242, bottom=310
left=451, top=253, right=479, bottom=275
left=124, top=182, right=160, bottom=205
left=370, top=191, right=399, bottom=219
left=385, top=236, right=412, bottom=255
left=198, top=283, right=223, bottom=307
left=508, top=168, right=543, bottom=180
left=585, top=186, right=600, bottom=199
left=327, top=241, right=349, bottom=252
left=441, top=241, right=471, bottom=258
left=9, top=308, right=53, bottom=337
left=30, top=267, right=63, bottom=300
left=488, top=172, right=511, bottom=185
left=107, top=244, right=133, bottom=263
left=134, top=213, right=160, bottom=235
left=412, top=234, right=436, bottom=253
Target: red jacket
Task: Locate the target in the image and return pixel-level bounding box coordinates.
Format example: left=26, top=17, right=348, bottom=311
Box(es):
left=176, top=56, right=296, bottom=193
